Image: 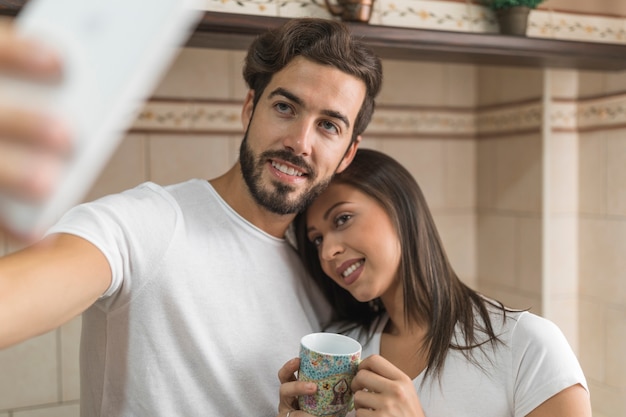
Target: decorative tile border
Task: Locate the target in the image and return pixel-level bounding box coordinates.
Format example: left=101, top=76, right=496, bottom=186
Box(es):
left=199, top=1, right=626, bottom=45
left=575, top=93, right=626, bottom=130
left=531, top=10, right=626, bottom=44
left=477, top=101, right=543, bottom=135
left=200, top=0, right=278, bottom=16
left=133, top=101, right=242, bottom=132
left=367, top=107, right=475, bottom=137
left=131, top=93, right=626, bottom=137
left=550, top=101, right=578, bottom=131
left=377, top=0, right=473, bottom=33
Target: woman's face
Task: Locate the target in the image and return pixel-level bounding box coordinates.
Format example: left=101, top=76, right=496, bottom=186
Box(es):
left=305, top=182, right=401, bottom=303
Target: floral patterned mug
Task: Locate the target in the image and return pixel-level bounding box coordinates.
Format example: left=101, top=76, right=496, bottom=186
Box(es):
left=298, top=333, right=362, bottom=417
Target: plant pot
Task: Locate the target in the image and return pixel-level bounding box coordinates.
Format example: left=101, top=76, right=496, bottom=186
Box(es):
left=496, top=6, right=531, bottom=36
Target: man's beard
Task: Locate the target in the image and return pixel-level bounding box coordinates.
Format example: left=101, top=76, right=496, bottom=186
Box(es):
left=239, top=133, right=331, bottom=215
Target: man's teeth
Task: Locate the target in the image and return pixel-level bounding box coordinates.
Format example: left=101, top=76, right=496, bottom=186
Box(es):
left=342, top=260, right=363, bottom=277
left=272, top=161, right=303, bottom=177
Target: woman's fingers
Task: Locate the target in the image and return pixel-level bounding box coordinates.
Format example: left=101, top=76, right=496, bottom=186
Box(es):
left=351, top=355, right=426, bottom=417
left=278, top=357, right=300, bottom=383
left=277, top=358, right=317, bottom=416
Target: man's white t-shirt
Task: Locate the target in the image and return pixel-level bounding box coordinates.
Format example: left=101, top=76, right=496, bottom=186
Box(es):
left=48, top=179, right=328, bottom=417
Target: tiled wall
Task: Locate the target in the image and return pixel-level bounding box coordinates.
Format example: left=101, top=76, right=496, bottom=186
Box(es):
left=575, top=70, right=626, bottom=417
left=2, top=2, right=626, bottom=416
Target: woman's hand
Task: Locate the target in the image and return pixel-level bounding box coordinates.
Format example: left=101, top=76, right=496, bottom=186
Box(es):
left=351, top=354, right=426, bottom=417
left=276, top=357, right=318, bottom=417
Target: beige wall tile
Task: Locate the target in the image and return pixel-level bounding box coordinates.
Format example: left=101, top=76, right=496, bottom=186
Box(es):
left=547, top=0, right=626, bottom=15
left=153, top=48, right=232, bottom=99
left=433, top=212, right=477, bottom=287
left=0, top=332, right=58, bottom=410
left=60, top=317, right=81, bottom=401
left=477, top=214, right=516, bottom=288
left=444, top=140, right=476, bottom=209
left=148, top=134, right=236, bottom=185
left=444, top=64, right=477, bottom=107
left=545, top=297, right=579, bottom=352
left=85, top=134, right=147, bottom=202
left=380, top=139, right=445, bottom=208
left=477, top=66, right=544, bottom=105
left=498, top=67, right=544, bottom=103
left=477, top=139, right=497, bottom=209
left=358, top=137, right=384, bottom=152
left=230, top=50, right=249, bottom=100
left=587, top=380, right=626, bottom=417
left=606, top=131, right=626, bottom=216
left=579, top=300, right=606, bottom=383
left=517, top=216, right=542, bottom=295
left=13, top=403, right=80, bottom=417
left=606, top=309, right=626, bottom=389
left=549, top=69, right=579, bottom=99
left=579, top=217, right=626, bottom=305
left=477, top=282, right=541, bottom=313
left=604, top=69, right=626, bottom=94
left=578, top=71, right=607, bottom=97
left=546, top=216, right=578, bottom=296
left=379, top=60, right=447, bottom=107
left=579, top=131, right=607, bottom=215
left=493, top=135, right=542, bottom=213
left=548, top=133, right=578, bottom=214
left=477, top=67, right=503, bottom=106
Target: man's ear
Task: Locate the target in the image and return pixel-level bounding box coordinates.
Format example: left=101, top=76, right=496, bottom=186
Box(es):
left=336, top=135, right=362, bottom=174
left=241, top=90, right=255, bottom=130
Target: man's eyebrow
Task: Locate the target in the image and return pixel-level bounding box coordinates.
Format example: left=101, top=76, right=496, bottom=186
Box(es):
left=268, top=87, right=351, bottom=129
left=269, top=87, right=302, bottom=106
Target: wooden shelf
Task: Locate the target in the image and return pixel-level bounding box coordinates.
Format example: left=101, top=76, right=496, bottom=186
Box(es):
left=2, top=2, right=626, bottom=72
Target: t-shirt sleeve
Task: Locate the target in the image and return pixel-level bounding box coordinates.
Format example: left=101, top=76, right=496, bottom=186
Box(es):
left=45, top=182, right=180, bottom=306
left=511, top=312, right=589, bottom=416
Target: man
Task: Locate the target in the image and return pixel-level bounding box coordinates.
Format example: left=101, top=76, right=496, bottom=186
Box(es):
left=0, top=17, right=383, bottom=416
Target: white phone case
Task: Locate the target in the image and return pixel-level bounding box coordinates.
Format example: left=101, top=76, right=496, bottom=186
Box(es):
left=0, top=0, right=202, bottom=238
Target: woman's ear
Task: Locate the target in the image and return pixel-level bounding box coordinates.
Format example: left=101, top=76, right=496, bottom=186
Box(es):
left=336, top=135, right=362, bottom=174
left=241, top=90, right=255, bottom=130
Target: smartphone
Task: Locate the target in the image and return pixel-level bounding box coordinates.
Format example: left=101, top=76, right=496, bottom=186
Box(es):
left=0, top=0, right=202, bottom=238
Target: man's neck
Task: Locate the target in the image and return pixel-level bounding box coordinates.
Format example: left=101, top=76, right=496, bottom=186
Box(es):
left=209, top=163, right=295, bottom=239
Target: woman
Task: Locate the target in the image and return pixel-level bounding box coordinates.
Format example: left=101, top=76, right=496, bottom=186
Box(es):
left=278, top=149, right=590, bottom=417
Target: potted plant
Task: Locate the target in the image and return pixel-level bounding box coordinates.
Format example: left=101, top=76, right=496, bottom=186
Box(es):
left=483, top=0, right=544, bottom=36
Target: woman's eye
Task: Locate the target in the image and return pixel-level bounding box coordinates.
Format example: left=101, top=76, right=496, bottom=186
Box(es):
left=320, top=120, right=339, bottom=134
left=335, top=214, right=352, bottom=227
left=311, top=236, right=323, bottom=247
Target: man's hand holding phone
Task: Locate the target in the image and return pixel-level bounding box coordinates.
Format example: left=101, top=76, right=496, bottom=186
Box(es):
left=0, top=0, right=201, bottom=241
left=0, top=19, right=71, bottom=238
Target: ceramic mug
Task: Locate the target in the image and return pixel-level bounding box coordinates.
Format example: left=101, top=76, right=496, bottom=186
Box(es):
left=298, top=332, right=362, bottom=417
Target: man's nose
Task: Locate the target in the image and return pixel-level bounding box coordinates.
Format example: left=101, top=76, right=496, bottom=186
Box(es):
left=283, top=120, right=313, bottom=156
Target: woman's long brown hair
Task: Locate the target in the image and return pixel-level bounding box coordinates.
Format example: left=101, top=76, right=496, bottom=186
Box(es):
left=295, top=149, right=514, bottom=380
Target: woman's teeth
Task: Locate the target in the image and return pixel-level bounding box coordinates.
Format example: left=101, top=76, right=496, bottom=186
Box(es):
left=342, top=260, right=363, bottom=277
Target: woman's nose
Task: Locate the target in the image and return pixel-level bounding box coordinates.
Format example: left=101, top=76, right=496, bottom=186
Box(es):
left=320, top=234, right=343, bottom=261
